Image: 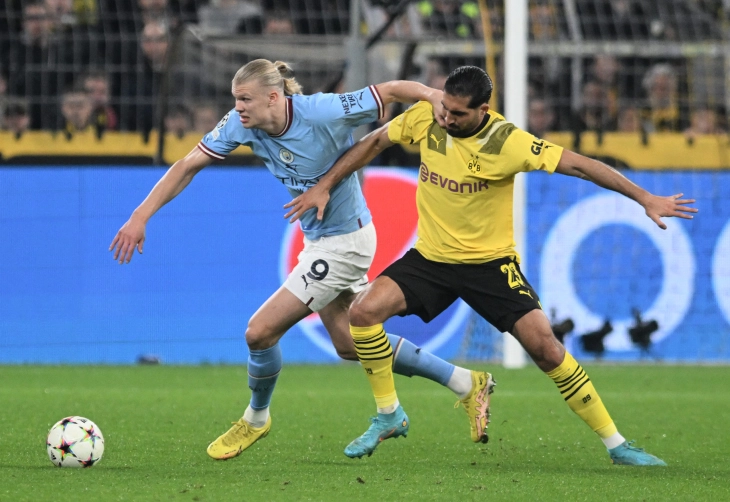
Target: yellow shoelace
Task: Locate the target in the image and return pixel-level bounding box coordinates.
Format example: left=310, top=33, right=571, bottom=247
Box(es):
left=222, top=420, right=252, bottom=447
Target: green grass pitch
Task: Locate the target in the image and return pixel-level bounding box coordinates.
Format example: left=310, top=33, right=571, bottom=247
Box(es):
left=1, top=364, right=729, bottom=501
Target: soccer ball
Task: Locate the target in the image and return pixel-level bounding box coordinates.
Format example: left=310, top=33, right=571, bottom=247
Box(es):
left=46, top=416, right=105, bottom=467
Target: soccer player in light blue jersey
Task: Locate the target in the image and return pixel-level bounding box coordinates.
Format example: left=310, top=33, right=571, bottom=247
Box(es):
left=110, top=59, right=493, bottom=460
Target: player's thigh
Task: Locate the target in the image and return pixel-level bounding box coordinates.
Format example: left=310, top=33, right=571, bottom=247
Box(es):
left=363, top=249, right=457, bottom=325
left=247, top=286, right=312, bottom=348
left=284, top=223, right=376, bottom=313
left=319, top=290, right=358, bottom=360
left=458, top=256, right=543, bottom=333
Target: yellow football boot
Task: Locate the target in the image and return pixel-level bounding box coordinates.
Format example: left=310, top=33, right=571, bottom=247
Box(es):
left=206, top=417, right=271, bottom=460
left=455, top=371, right=495, bottom=443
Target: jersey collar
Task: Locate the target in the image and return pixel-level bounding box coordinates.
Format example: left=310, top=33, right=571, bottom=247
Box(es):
left=449, top=112, right=491, bottom=139
left=270, top=97, right=294, bottom=137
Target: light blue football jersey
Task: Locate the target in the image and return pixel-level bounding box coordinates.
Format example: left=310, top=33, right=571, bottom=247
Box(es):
left=197, top=85, right=386, bottom=240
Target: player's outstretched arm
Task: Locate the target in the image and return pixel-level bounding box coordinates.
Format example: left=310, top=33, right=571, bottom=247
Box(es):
left=283, top=123, right=394, bottom=223
left=375, top=81, right=445, bottom=126
left=109, top=147, right=212, bottom=264
left=555, top=149, right=698, bottom=229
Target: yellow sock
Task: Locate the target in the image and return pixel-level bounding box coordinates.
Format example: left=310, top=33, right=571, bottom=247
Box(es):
left=350, top=324, right=398, bottom=411
left=547, top=351, right=617, bottom=438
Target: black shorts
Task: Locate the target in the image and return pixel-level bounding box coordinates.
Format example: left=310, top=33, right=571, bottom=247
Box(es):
left=380, top=249, right=542, bottom=333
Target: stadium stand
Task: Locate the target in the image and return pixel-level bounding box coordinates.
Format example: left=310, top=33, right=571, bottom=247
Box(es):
left=0, top=0, right=729, bottom=167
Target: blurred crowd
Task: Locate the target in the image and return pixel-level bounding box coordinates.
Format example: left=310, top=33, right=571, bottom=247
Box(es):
left=0, top=0, right=728, bottom=138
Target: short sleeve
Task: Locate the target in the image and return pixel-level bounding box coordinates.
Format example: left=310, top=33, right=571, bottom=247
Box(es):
left=304, top=85, right=384, bottom=128
left=197, top=110, right=241, bottom=160
left=499, top=128, right=564, bottom=176
left=387, top=101, right=434, bottom=145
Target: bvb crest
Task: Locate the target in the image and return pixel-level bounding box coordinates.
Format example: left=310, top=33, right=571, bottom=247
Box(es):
left=467, top=155, right=481, bottom=174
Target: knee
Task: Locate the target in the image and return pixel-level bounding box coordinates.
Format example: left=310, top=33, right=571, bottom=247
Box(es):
left=531, top=333, right=566, bottom=372
left=245, top=320, right=275, bottom=351
left=348, top=296, right=382, bottom=327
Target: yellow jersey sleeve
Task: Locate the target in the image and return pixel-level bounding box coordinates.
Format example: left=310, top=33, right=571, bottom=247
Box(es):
left=498, top=128, right=564, bottom=176
left=387, top=101, right=434, bottom=145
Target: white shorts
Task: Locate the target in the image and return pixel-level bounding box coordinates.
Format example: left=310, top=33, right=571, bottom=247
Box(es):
left=284, top=222, right=376, bottom=312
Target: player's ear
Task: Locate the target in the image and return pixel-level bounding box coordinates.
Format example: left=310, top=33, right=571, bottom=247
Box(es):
left=480, top=102, right=490, bottom=114
left=268, top=89, right=278, bottom=107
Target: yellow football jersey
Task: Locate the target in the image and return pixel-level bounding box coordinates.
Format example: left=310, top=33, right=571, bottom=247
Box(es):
left=387, top=101, right=564, bottom=264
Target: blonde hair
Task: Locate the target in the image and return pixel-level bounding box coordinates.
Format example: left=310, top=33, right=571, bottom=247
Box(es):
left=232, top=59, right=303, bottom=96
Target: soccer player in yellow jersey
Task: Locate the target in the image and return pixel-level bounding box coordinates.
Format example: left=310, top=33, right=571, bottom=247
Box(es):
left=284, top=66, right=698, bottom=464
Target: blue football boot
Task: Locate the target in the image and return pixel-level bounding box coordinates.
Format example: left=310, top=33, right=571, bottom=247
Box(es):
left=344, top=405, right=409, bottom=458
left=608, top=440, right=667, bottom=466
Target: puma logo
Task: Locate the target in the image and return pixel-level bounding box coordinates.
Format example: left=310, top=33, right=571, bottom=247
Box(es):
left=429, top=133, right=443, bottom=148
left=519, top=290, right=533, bottom=299
left=301, top=274, right=311, bottom=290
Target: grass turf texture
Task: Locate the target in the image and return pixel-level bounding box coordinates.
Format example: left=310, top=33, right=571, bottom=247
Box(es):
left=1, top=365, right=728, bottom=501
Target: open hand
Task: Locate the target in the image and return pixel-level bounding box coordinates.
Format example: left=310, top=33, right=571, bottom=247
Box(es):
left=643, top=193, right=698, bottom=230
left=109, top=216, right=146, bottom=264
left=283, top=184, right=330, bottom=223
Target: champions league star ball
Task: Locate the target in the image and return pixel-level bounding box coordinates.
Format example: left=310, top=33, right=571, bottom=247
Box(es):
left=46, top=416, right=105, bottom=467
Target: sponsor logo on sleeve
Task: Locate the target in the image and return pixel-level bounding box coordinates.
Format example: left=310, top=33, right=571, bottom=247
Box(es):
left=339, top=92, right=364, bottom=115
left=531, top=140, right=552, bottom=155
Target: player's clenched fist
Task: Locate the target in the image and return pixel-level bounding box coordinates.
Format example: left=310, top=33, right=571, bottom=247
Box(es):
left=109, top=216, right=146, bottom=264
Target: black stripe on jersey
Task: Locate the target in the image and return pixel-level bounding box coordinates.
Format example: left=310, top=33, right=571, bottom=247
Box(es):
left=480, top=122, right=517, bottom=155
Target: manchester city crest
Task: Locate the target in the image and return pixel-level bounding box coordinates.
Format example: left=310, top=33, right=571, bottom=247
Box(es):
left=279, top=148, right=295, bottom=164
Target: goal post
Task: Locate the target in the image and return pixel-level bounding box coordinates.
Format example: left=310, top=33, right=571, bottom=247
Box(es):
left=503, top=0, right=529, bottom=369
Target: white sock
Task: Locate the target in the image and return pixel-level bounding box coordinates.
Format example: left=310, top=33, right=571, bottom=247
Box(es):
left=447, top=367, right=473, bottom=399
left=601, top=431, right=626, bottom=450
left=243, top=405, right=270, bottom=428
left=377, top=399, right=400, bottom=415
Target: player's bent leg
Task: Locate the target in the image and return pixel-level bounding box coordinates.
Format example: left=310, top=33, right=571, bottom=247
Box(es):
left=346, top=278, right=408, bottom=457
left=244, top=287, right=313, bottom=350
left=348, top=277, right=408, bottom=328
left=324, top=290, right=477, bottom=390
left=326, top=289, right=491, bottom=443
left=512, top=309, right=666, bottom=465
left=207, top=287, right=311, bottom=460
